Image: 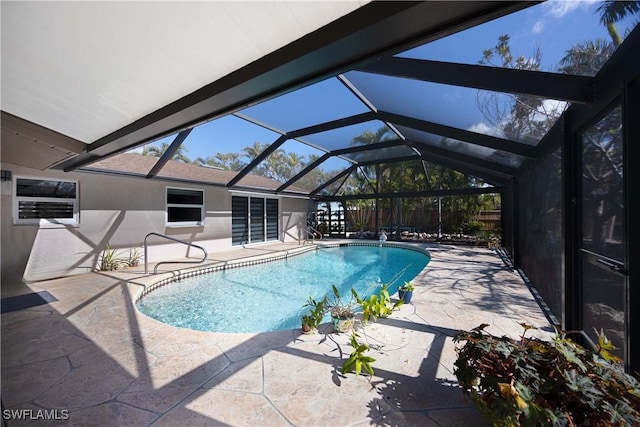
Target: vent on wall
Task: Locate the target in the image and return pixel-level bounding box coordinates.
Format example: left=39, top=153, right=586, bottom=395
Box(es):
left=1, top=170, right=12, bottom=181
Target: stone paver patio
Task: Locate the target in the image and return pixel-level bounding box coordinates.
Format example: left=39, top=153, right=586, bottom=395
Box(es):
left=1, top=241, right=552, bottom=426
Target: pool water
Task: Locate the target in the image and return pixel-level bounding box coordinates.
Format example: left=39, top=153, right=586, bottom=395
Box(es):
left=136, top=245, right=430, bottom=333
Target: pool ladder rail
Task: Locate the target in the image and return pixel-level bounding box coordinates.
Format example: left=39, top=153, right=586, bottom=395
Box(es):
left=300, top=226, right=322, bottom=245
left=144, top=232, right=208, bottom=274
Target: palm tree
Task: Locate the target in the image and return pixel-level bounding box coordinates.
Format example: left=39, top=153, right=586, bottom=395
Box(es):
left=598, top=1, right=640, bottom=25
left=213, top=153, right=245, bottom=171
left=286, top=152, right=305, bottom=175
left=351, top=126, right=394, bottom=193
left=243, top=142, right=267, bottom=162
left=261, top=148, right=286, bottom=180
left=141, top=143, right=166, bottom=157
left=239, top=142, right=273, bottom=177
left=559, top=39, right=616, bottom=77
left=598, top=1, right=640, bottom=47
left=349, top=126, right=395, bottom=231
left=141, top=142, right=190, bottom=163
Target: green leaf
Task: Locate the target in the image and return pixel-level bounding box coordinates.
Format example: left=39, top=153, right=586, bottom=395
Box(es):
left=363, top=361, right=375, bottom=376
left=555, top=341, right=587, bottom=372
left=332, top=284, right=340, bottom=299
left=351, top=287, right=361, bottom=302
left=342, top=358, right=356, bottom=374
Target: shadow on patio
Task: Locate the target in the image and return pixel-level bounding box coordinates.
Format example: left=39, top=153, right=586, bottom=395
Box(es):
left=1, top=244, right=551, bottom=426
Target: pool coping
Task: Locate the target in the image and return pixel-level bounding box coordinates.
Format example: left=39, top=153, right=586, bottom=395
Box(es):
left=135, top=241, right=432, bottom=308
left=135, top=244, right=317, bottom=305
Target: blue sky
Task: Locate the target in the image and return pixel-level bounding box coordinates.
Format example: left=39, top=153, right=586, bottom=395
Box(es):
left=140, top=0, right=638, bottom=174
left=408, top=0, right=638, bottom=70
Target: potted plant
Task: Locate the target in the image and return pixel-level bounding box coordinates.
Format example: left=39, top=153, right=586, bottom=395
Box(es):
left=454, top=323, right=640, bottom=426
left=398, top=282, right=415, bottom=304
left=300, top=296, right=326, bottom=334
left=326, top=285, right=358, bottom=333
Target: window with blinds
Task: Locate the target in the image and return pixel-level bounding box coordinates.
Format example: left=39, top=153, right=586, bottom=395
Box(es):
left=232, top=195, right=278, bottom=245
left=232, top=196, right=249, bottom=246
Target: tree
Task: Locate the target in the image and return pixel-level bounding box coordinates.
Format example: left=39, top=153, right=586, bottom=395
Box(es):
left=242, top=142, right=267, bottom=162
left=350, top=126, right=394, bottom=193
left=597, top=1, right=640, bottom=25
left=477, top=35, right=560, bottom=143
left=295, top=153, right=331, bottom=192
left=558, top=39, right=616, bottom=76
left=194, top=153, right=245, bottom=171
left=141, top=142, right=190, bottom=163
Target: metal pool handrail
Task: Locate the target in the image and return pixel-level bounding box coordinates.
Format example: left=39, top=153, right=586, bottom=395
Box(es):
left=144, top=232, right=208, bottom=274
left=308, top=225, right=322, bottom=240
left=299, top=226, right=323, bottom=245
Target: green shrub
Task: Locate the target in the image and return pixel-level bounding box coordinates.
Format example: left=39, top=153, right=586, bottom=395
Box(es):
left=99, top=243, right=125, bottom=271
left=453, top=324, right=640, bottom=427
left=301, top=296, right=327, bottom=331
left=461, top=220, right=485, bottom=234
left=99, top=244, right=141, bottom=271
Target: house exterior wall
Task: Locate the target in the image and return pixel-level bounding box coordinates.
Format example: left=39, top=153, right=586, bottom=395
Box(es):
left=1, top=162, right=309, bottom=289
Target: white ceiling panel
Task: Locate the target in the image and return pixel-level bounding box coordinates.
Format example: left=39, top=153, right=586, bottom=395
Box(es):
left=1, top=1, right=367, bottom=144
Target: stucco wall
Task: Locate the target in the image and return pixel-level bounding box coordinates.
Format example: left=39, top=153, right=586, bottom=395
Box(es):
left=1, top=162, right=309, bottom=288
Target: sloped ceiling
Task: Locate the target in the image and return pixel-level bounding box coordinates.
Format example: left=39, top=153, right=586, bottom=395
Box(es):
left=1, top=1, right=367, bottom=145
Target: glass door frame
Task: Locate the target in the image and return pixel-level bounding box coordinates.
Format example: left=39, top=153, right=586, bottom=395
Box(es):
left=564, top=81, right=639, bottom=373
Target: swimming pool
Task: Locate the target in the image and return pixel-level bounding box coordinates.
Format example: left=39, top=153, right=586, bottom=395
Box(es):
left=136, top=244, right=430, bottom=333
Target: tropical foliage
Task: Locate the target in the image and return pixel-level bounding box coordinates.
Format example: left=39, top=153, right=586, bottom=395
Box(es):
left=477, top=0, right=639, bottom=141
left=301, top=296, right=327, bottom=332
left=99, top=244, right=142, bottom=271
left=353, top=284, right=402, bottom=323
left=342, top=332, right=376, bottom=376
left=454, top=324, right=640, bottom=427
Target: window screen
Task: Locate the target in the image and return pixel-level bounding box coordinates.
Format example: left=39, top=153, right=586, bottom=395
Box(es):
left=166, top=187, right=204, bottom=225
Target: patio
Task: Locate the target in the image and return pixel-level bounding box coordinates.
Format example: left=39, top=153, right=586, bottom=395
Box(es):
left=1, top=242, right=552, bottom=426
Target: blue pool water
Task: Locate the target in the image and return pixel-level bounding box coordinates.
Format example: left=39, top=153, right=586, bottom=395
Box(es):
left=136, top=245, right=430, bottom=333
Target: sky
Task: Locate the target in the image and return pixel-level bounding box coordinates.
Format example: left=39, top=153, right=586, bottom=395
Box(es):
left=137, top=0, right=638, bottom=177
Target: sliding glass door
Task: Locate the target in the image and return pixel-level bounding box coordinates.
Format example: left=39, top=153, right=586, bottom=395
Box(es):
left=232, top=196, right=279, bottom=246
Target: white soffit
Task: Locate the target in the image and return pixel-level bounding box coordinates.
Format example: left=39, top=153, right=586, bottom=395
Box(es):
left=1, top=1, right=368, bottom=145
